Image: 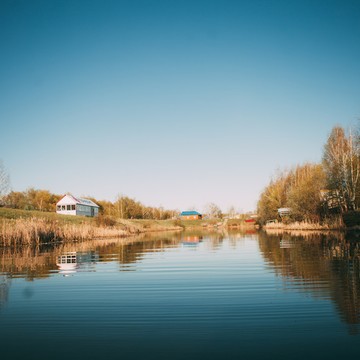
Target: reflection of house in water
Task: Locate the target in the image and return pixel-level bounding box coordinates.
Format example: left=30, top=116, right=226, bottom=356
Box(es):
left=182, top=235, right=203, bottom=246
left=57, top=251, right=99, bottom=275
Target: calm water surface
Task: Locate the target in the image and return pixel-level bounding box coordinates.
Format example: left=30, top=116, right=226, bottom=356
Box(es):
left=1, top=230, right=360, bottom=359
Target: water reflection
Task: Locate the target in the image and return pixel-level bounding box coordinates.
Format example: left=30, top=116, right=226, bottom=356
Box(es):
left=1, top=230, right=360, bottom=359
left=259, top=230, right=360, bottom=333
left=0, top=233, right=181, bottom=278
left=1, top=229, right=360, bottom=334
left=182, top=235, right=203, bottom=246
left=0, top=275, right=10, bottom=309
left=57, top=251, right=98, bottom=275
left=0, top=230, right=248, bottom=279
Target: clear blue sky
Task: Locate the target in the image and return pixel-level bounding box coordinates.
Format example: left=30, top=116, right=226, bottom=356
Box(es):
left=1, top=0, right=360, bottom=212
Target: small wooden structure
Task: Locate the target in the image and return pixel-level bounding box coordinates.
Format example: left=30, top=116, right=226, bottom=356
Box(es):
left=278, top=208, right=291, bottom=218
left=56, top=194, right=99, bottom=217
left=180, top=211, right=202, bottom=220
left=320, top=189, right=345, bottom=211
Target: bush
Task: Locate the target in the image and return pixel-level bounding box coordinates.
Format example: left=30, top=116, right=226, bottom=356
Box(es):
left=95, top=215, right=117, bottom=227
left=342, top=211, right=360, bottom=228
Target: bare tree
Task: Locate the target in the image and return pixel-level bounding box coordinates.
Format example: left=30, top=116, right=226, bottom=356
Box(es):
left=346, top=128, right=360, bottom=210
left=323, top=126, right=360, bottom=211
left=227, top=206, right=237, bottom=219
left=205, top=203, right=223, bottom=219
left=0, top=160, right=10, bottom=205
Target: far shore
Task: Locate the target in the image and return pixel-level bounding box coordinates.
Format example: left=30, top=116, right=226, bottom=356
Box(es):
left=263, top=221, right=345, bottom=232
left=0, top=208, right=255, bottom=247
left=4, top=208, right=356, bottom=248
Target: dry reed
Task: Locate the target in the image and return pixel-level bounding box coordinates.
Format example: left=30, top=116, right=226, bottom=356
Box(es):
left=0, top=217, right=182, bottom=247
left=0, top=217, right=128, bottom=247
left=264, top=217, right=345, bottom=231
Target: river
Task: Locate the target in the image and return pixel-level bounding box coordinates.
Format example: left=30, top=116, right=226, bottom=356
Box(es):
left=1, top=230, right=359, bottom=359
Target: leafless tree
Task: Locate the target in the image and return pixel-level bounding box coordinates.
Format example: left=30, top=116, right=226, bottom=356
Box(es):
left=323, top=126, right=360, bottom=211
left=205, top=203, right=223, bottom=219
left=227, top=206, right=237, bottom=219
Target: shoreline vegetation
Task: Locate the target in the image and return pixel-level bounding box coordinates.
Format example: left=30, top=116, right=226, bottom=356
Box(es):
left=263, top=217, right=345, bottom=231
left=257, top=125, right=360, bottom=232
left=0, top=208, right=182, bottom=247
left=0, top=208, right=254, bottom=247
left=2, top=208, right=359, bottom=248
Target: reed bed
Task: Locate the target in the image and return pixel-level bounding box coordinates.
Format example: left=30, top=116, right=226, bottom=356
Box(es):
left=264, top=217, right=345, bottom=231
left=263, top=228, right=346, bottom=240
left=0, top=217, right=129, bottom=246
left=0, top=216, right=183, bottom=247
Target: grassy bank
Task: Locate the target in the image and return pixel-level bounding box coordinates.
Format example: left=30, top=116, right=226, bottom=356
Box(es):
left=0, top=208, right=259, bottom=246
left=174, top=218, right=258, bottom=230
left=0, top=208, right=182, bottom=246
left=263, top=217, right=345, bottom=231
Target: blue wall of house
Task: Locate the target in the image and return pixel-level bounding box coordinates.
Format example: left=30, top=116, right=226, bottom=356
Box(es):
left=76, top=205, right=99, bottom=217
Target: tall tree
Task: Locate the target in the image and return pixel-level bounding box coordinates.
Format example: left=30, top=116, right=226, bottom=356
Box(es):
left=205, top=203, right=223, bottom=219
left=287, top=163, right=326, bottom=222
left=3, top=191, right=27, bottom=209
left=323, top=126, right=360, bottom=211
left=257, top=170, right=292, bottom=224
left=227, top=206, right=237, bottom=219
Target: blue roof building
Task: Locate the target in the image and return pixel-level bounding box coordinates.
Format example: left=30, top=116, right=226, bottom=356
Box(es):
left=180, top=211, right=202, bottom=220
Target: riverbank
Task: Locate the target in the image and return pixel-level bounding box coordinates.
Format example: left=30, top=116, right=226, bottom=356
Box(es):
left=180, top=218, right=257, bottom=230
left=263, top=220, right=345, bottom=231
left=0, top=208, right=182, bottom=246
left=0, top=208, right=258, bottom=246
left=261, top=212, right=360, bottom=231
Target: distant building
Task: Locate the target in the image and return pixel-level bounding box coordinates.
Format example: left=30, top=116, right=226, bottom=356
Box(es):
left=56, top=194, right=99, bottom=217
left=245, top=213, right=258, bottom=223
left=180, top=211, right=202, bottom=220
left=278, top=208, right=291, bottom=217
left=244, top=218, right=256, bottom=223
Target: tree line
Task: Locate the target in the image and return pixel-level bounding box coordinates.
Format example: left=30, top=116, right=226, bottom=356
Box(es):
left=1, top=187, right=177, bottom=220
left=257, top=125, right=360, bottom=224
left=0, top=162, right=229, bottom=220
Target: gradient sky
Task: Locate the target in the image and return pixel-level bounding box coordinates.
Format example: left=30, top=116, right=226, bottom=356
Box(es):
left=1, top=0, right=360, bottom=212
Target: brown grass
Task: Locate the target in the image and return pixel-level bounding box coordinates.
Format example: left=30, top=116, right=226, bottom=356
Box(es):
left=0, top=217, right=129, bottom=246
left=264, top=217, right=345, bottom=231
left=0, top=217, right=183, bottom=247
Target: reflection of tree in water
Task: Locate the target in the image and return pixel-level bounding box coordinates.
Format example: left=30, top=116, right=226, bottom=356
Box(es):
left=180, top=229, right=254, bottom=250
left=0, top=275, right=10, bottom=310
left=0, top=246, right=57, bottom=281
left=96, top=233, right=181, bottom=268
left=327, top=234, right=360, bottom=333
left=258, top=230, right=360, bottom=333
left=0, top=233, right=183, bottom=278
left=0, top=230, right=255, bottom=279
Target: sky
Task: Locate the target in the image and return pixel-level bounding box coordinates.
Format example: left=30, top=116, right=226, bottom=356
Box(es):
left=1, top=0, right=360, bottom=213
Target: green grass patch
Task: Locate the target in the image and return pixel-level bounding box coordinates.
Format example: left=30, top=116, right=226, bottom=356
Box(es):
left=180, top=219, right=219, bottom=228
left=0, top=207, right=94, bottom=225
